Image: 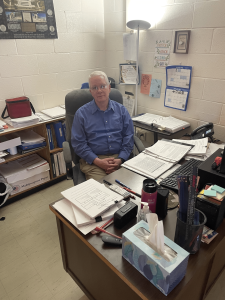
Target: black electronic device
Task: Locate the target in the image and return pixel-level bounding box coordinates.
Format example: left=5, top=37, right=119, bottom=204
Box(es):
left=108, top=77, right=115, bottom=88
left=219, top=146, right=225, bottom=174
left=156, top=186, right=169, bottom=219
left=160, top=159, right=202, bottom=192
left=114, top=201, right=138, bottom=229
left=191, top=122, right=214, bottom=140
left=196, top=190, right=225, bottom=230
left=101, top=235, right=122, bottom=246
left=198, top=149, right=225, bottom=191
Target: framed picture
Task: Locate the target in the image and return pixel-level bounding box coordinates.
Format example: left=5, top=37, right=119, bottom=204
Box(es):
left=174, top=31, right=191, bottom=54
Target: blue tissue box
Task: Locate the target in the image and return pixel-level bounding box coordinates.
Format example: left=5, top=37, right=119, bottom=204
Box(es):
left=122, top=221, right=189, bottom=296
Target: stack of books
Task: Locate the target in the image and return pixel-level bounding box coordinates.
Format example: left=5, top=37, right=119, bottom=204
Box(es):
left=46, top=121, right=66, bottom=150
left=50, top=151, right=66, bottom=177
left=16, top=130, right=46, bottom=154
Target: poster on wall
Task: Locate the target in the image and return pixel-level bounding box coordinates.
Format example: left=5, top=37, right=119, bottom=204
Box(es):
left=0, top=0, right=57, bottom=39
left=154, top=40, right=171, bottom=68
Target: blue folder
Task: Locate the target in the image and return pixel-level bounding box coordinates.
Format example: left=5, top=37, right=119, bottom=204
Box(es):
left=46, top=124, right=54, bottom=150
left=53, top=122, right=65, bottom=148
left=18, top=141, right=47, bottom=150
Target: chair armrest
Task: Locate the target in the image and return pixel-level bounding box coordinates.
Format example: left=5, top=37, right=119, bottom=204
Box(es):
left=63, top=141, right=73, bottom=180
left=134, top=135, right=145, bottom=153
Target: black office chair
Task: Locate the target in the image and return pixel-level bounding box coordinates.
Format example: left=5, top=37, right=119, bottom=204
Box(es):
left=63, top=88, right=145, bottom=185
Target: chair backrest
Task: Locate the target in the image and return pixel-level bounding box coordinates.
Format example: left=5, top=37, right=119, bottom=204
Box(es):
left=65, top=88, right=123, bottom=164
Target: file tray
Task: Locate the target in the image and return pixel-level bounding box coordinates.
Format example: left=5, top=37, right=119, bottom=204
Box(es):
left=122, top=221, right=189, bottom=296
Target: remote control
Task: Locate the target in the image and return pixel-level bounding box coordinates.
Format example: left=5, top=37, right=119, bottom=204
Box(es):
left=108, top=184, right=131, bottom=198
left=102, top=235, right=122, bottom=246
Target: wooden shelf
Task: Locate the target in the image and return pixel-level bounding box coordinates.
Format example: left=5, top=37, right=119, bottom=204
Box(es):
left=50, top=148, right=63, bottom=154
left=0, top=147, right=48, bottom=165
left=0, top=117, right=66, bottom=201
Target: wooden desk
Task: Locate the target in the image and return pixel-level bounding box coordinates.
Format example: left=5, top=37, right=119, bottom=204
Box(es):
left=50, top=168, right=225, bottom=300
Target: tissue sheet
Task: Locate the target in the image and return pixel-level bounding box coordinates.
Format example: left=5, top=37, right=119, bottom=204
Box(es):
left=122, top=221, right=189, bottom=296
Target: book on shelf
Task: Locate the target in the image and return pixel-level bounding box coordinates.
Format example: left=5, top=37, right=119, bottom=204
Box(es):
left=132, top=113, right=190, bottom=133
left=50, top=151, right=66, bottom=177
left=46, top=121, right=66, bottom=150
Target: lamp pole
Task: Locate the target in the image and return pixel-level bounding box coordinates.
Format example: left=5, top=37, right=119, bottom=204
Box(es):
left=126, top=20, right=151, bottom=116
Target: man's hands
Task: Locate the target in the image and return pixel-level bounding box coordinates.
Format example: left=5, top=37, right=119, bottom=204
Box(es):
left=93, top=157, right=122, bottom=174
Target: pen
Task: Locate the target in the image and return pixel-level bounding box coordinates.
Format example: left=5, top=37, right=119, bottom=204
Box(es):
left=95, top=226, right=122, bottom=240
left=123, top=187, right=141, bottom=198
left=103, top=180, right=112, bottom=186
left=115, top=179, right=131, bottom=190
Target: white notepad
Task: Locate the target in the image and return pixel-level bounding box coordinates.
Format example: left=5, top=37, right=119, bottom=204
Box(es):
left=61, top=179, right=123, bottom=219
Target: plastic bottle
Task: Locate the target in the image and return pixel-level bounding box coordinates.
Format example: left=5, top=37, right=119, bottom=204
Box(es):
left=138, top=202, right=151, bottom=222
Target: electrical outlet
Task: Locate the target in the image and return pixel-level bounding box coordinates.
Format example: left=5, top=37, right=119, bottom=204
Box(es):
left=137, top=130, right=146, bottom=141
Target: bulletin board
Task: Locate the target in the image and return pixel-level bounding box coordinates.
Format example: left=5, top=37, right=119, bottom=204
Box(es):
left=0, top=0, right=57, bottom=39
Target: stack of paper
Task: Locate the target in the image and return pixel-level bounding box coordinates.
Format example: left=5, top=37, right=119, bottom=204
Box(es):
left=172, top=138, right=208, bottom=160
left=53, top=179, right=125, bottom=235
left=16, top=130, right=46, bottom=154
left=132, top=113, right=190, bottom=133
left=152, top=116, right=190, bottom=133
left=4, top=114, right=40, bottom=128
left=41, top=106, right=65, bottom=118
left=122, top=140, right=192, bottom=179
left=0, top=153, right=50, bottom=195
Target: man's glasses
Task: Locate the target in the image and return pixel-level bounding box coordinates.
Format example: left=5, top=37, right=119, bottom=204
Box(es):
left=90, top=85, right=108, bottom=91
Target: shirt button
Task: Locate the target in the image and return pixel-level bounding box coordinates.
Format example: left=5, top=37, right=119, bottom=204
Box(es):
left=110, top=146, right=111, bottom=148
left=106, top=121, right=107, bottom=123
left=109, top=136, right=110, bottom=138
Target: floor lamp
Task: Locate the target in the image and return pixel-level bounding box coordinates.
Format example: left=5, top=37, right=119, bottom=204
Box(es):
left=126, top=20, right=151, bottom=116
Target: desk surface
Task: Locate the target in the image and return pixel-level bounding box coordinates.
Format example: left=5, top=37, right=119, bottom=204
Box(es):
left=50, top=167, right=225, bottom=300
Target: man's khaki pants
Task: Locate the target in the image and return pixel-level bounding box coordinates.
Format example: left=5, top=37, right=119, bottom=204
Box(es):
left=79, top=154, right=119, bottom=181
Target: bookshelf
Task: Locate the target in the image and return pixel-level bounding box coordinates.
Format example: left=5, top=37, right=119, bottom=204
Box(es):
left=0, top=116, right=66, bottom=203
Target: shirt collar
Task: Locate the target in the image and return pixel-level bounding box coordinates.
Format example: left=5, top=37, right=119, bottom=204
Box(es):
left=90, top=98, right=115, bottom=114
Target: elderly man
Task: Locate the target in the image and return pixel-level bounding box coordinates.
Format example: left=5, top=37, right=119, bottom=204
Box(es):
left=71, top=71, right=134, bottom=181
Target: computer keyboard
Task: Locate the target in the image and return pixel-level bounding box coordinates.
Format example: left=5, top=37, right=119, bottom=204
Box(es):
left=160, top=159, right=203, bottom=191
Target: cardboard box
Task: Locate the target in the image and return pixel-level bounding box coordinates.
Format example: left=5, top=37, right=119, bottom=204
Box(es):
left=122, top=221, right=189, bottom=296
left=10, top=170, right=50, bottom=195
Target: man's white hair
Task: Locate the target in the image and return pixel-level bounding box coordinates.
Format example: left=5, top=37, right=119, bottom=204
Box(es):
left=89, top=71, right=110, bottom=86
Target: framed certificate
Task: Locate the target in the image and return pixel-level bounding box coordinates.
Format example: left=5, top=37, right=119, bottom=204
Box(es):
left=174, top=31, right=191, bottom=54
left=119, top=63, right=139, bottom=85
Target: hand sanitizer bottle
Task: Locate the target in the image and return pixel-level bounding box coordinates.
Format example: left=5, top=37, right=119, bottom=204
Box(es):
left=138, top=202, right=151, bottom=222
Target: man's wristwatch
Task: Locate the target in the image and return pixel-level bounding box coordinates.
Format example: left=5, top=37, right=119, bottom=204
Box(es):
left=118, top=157, right=125, bottom=164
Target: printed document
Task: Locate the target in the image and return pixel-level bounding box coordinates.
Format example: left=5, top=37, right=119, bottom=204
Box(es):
left=122, top=152, right=174, bottom=179
left=53, top=198, right=112, bottom=235
left=61, top=179, right=123, bottom=219
left=123, top=96, right=134, bottom=117
left=144, top=140, right=192, bottom=163
left=123, top=32, right=137, bottom=61
left=172, top=137, right=208, bottom=156
left=132, top=113, right=162, bottom=125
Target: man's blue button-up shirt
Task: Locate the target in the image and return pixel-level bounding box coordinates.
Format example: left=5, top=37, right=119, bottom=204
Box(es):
left=71, top=99, right=134, bottom=165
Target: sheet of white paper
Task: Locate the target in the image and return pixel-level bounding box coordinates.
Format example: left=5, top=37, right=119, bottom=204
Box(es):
left=132, top=113, right=162, bottom=125
left=157, top=164, right=181, bottom=184
left=41, top=106, right=65, bottom=118
left=167, top=67, right=191, bottom=89
left=61, top=179, right=123, bottom=219
left=122, top=152, right=174, bottom=179
left=123, top=96, right=134, bottom=117
left=154, top=40, right=171, bottom=68
left=17, top=130, right=45, bottom=144
left=144, top=140, right=192, bottom=163
left=73, top=200, right=126, bottom=226
left=35, top=112, right=52, bottom=121
left=173, top=138, right=208, bottom=155
left=185, top=143, right=225, bottom=161
left=123, top=32, right=137, bottom=61
left=53, top=199, right=111, bottom=235
left=120, top=65, right=137, bottom=84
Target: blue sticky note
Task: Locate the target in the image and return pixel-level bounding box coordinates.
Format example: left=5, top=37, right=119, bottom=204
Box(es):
left=211, top=185, right=225, bottom=194
left=204, top=190, right=217, bottom=197
left=149, top=79, right=162, bottom=98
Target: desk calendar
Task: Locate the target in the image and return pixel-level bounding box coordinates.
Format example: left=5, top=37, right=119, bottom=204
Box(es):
left=164, top=66, right=192, bottom=111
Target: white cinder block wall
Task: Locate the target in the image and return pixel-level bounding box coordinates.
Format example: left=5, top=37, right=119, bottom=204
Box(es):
left=0, top=0, right=105, bottom=113
left=1, top=0, right=225, bottom=142
left=105, top=0, right=225, bottom=142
